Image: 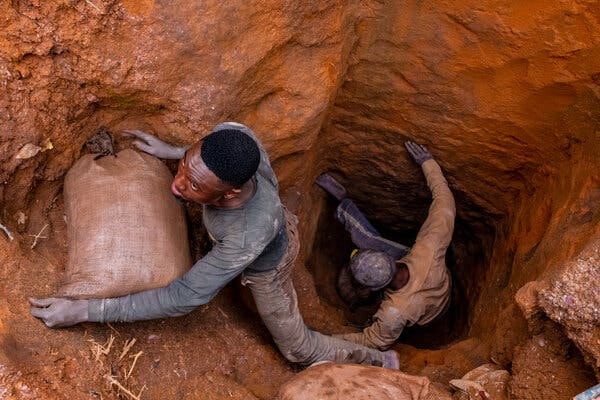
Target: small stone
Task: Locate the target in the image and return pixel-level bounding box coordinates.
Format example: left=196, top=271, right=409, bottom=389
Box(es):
left=16, top=211, right=26, bottom=225
left=564, top=295, right=575, bottom=306
left=15, top=143, right=42, bottom=159
left=40, top=138, right=53, bottom=152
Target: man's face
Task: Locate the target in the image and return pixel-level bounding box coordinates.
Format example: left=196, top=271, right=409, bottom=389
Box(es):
left=171, top=141, right=233, bottom=205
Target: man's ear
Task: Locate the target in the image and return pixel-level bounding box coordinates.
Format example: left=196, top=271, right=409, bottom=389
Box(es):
left=223, top=188, right=242, bottom=200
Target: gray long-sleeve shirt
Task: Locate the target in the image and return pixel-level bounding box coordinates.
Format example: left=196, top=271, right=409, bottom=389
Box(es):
left=88, top=122, right=287, bottom=322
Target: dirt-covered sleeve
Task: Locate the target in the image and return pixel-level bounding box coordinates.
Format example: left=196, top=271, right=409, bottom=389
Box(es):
left=336, top=303, right=407, bottom=351
left=413, top=159, right=456, bottom=253
left=88, top=237, right=265, bottom=323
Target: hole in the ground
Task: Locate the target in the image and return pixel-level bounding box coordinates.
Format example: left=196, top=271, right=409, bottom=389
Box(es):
left=3, top=120, right=598, bottom=399
left=307, top=192, right=492, bottom=349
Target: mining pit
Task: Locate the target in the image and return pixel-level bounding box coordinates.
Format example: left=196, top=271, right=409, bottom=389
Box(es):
left=1, top=1, right=599, bottom=399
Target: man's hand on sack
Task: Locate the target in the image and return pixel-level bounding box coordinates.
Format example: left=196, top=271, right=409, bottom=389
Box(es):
left=29, top=297, right=89, bottom=328
left=405, top=141, right=433, bottom=165
left=122, top=129, right=188, bottom=160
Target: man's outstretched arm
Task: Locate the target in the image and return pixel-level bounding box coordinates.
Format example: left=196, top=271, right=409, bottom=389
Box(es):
left=30, top=239, right=264, bottom=327
left=405, top=141, right=456, bottom=253
left=336, top=303, right=407, bottom=351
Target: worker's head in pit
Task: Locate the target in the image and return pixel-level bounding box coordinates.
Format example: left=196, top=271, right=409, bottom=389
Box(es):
left=171, top=128, right=260, bottom=205
left=349, top=250, right=396, bottom=291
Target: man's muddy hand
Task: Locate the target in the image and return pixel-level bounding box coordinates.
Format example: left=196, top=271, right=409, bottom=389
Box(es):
left=405, top=141, right=433, bottom=165
left=29, top=297, right=89, bottom=328
left=122, top=129, right=187, bottom=159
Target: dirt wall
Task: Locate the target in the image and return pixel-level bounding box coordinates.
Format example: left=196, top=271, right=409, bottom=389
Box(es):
left=1, top=1, right=599, bottom=399
left=308, top=2, right=600, bottom=397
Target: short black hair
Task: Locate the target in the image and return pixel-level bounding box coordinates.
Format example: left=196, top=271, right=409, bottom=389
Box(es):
left=200, top=129, right=260, bottom=187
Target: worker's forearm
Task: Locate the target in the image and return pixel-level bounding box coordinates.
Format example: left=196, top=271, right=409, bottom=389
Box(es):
left=88, top=280, right=206, bottom=323
left=414, top=159, right=456, bottom=248
left=337, top=305, right=407, bottom=351
left=87, top=246, right=254, bottom=323
left=335, top=332, right=373, bottom=348
left=421, top=160, right=455, bottom=207
left=335, top=325, right=395, bottom=352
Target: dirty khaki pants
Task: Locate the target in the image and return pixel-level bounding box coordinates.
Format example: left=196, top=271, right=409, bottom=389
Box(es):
left=242, top=210, right=388, bottom=366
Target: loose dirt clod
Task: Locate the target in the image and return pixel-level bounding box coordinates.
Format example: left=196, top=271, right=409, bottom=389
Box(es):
left=85, top=127, right=115, bottom=158
left=15, top=143, right=42, bottom=159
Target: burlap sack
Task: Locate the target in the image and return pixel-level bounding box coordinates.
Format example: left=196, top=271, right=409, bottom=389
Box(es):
left=277, top=363, right=453, bottom=400
left=59, top=149, right=191, bottom=299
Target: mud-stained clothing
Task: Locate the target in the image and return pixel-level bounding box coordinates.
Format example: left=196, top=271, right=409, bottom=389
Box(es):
left=338, top=159, right=455, bottom=350
left=243, top=209, right=388, bottom=366
left=88, top=122, right=286, bottom=321
left=88, top=122, right=389, bottom=366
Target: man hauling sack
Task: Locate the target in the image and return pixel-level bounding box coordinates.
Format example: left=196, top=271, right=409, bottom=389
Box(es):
left=30, top=122, right=400, bottom=369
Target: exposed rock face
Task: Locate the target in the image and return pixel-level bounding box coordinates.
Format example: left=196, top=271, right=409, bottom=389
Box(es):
left=1, top=1, right=599, bottom=399
left=539, top=240, right=600, bottom=379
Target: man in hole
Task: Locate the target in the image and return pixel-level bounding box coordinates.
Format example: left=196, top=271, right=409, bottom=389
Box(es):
left=316, top=142, right=456, bottom=350
left=30, top=122, right=399, bottom=369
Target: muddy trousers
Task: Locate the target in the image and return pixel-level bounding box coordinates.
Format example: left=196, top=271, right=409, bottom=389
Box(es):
left=242, top=211, right=388, bottom=367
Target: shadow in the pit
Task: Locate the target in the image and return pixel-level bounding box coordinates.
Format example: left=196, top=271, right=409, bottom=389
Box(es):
left=307, top=197, right=490, bottom=349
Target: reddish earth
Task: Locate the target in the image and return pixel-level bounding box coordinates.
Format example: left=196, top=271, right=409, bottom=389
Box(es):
left=1, top=1, right=599, bottom=399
